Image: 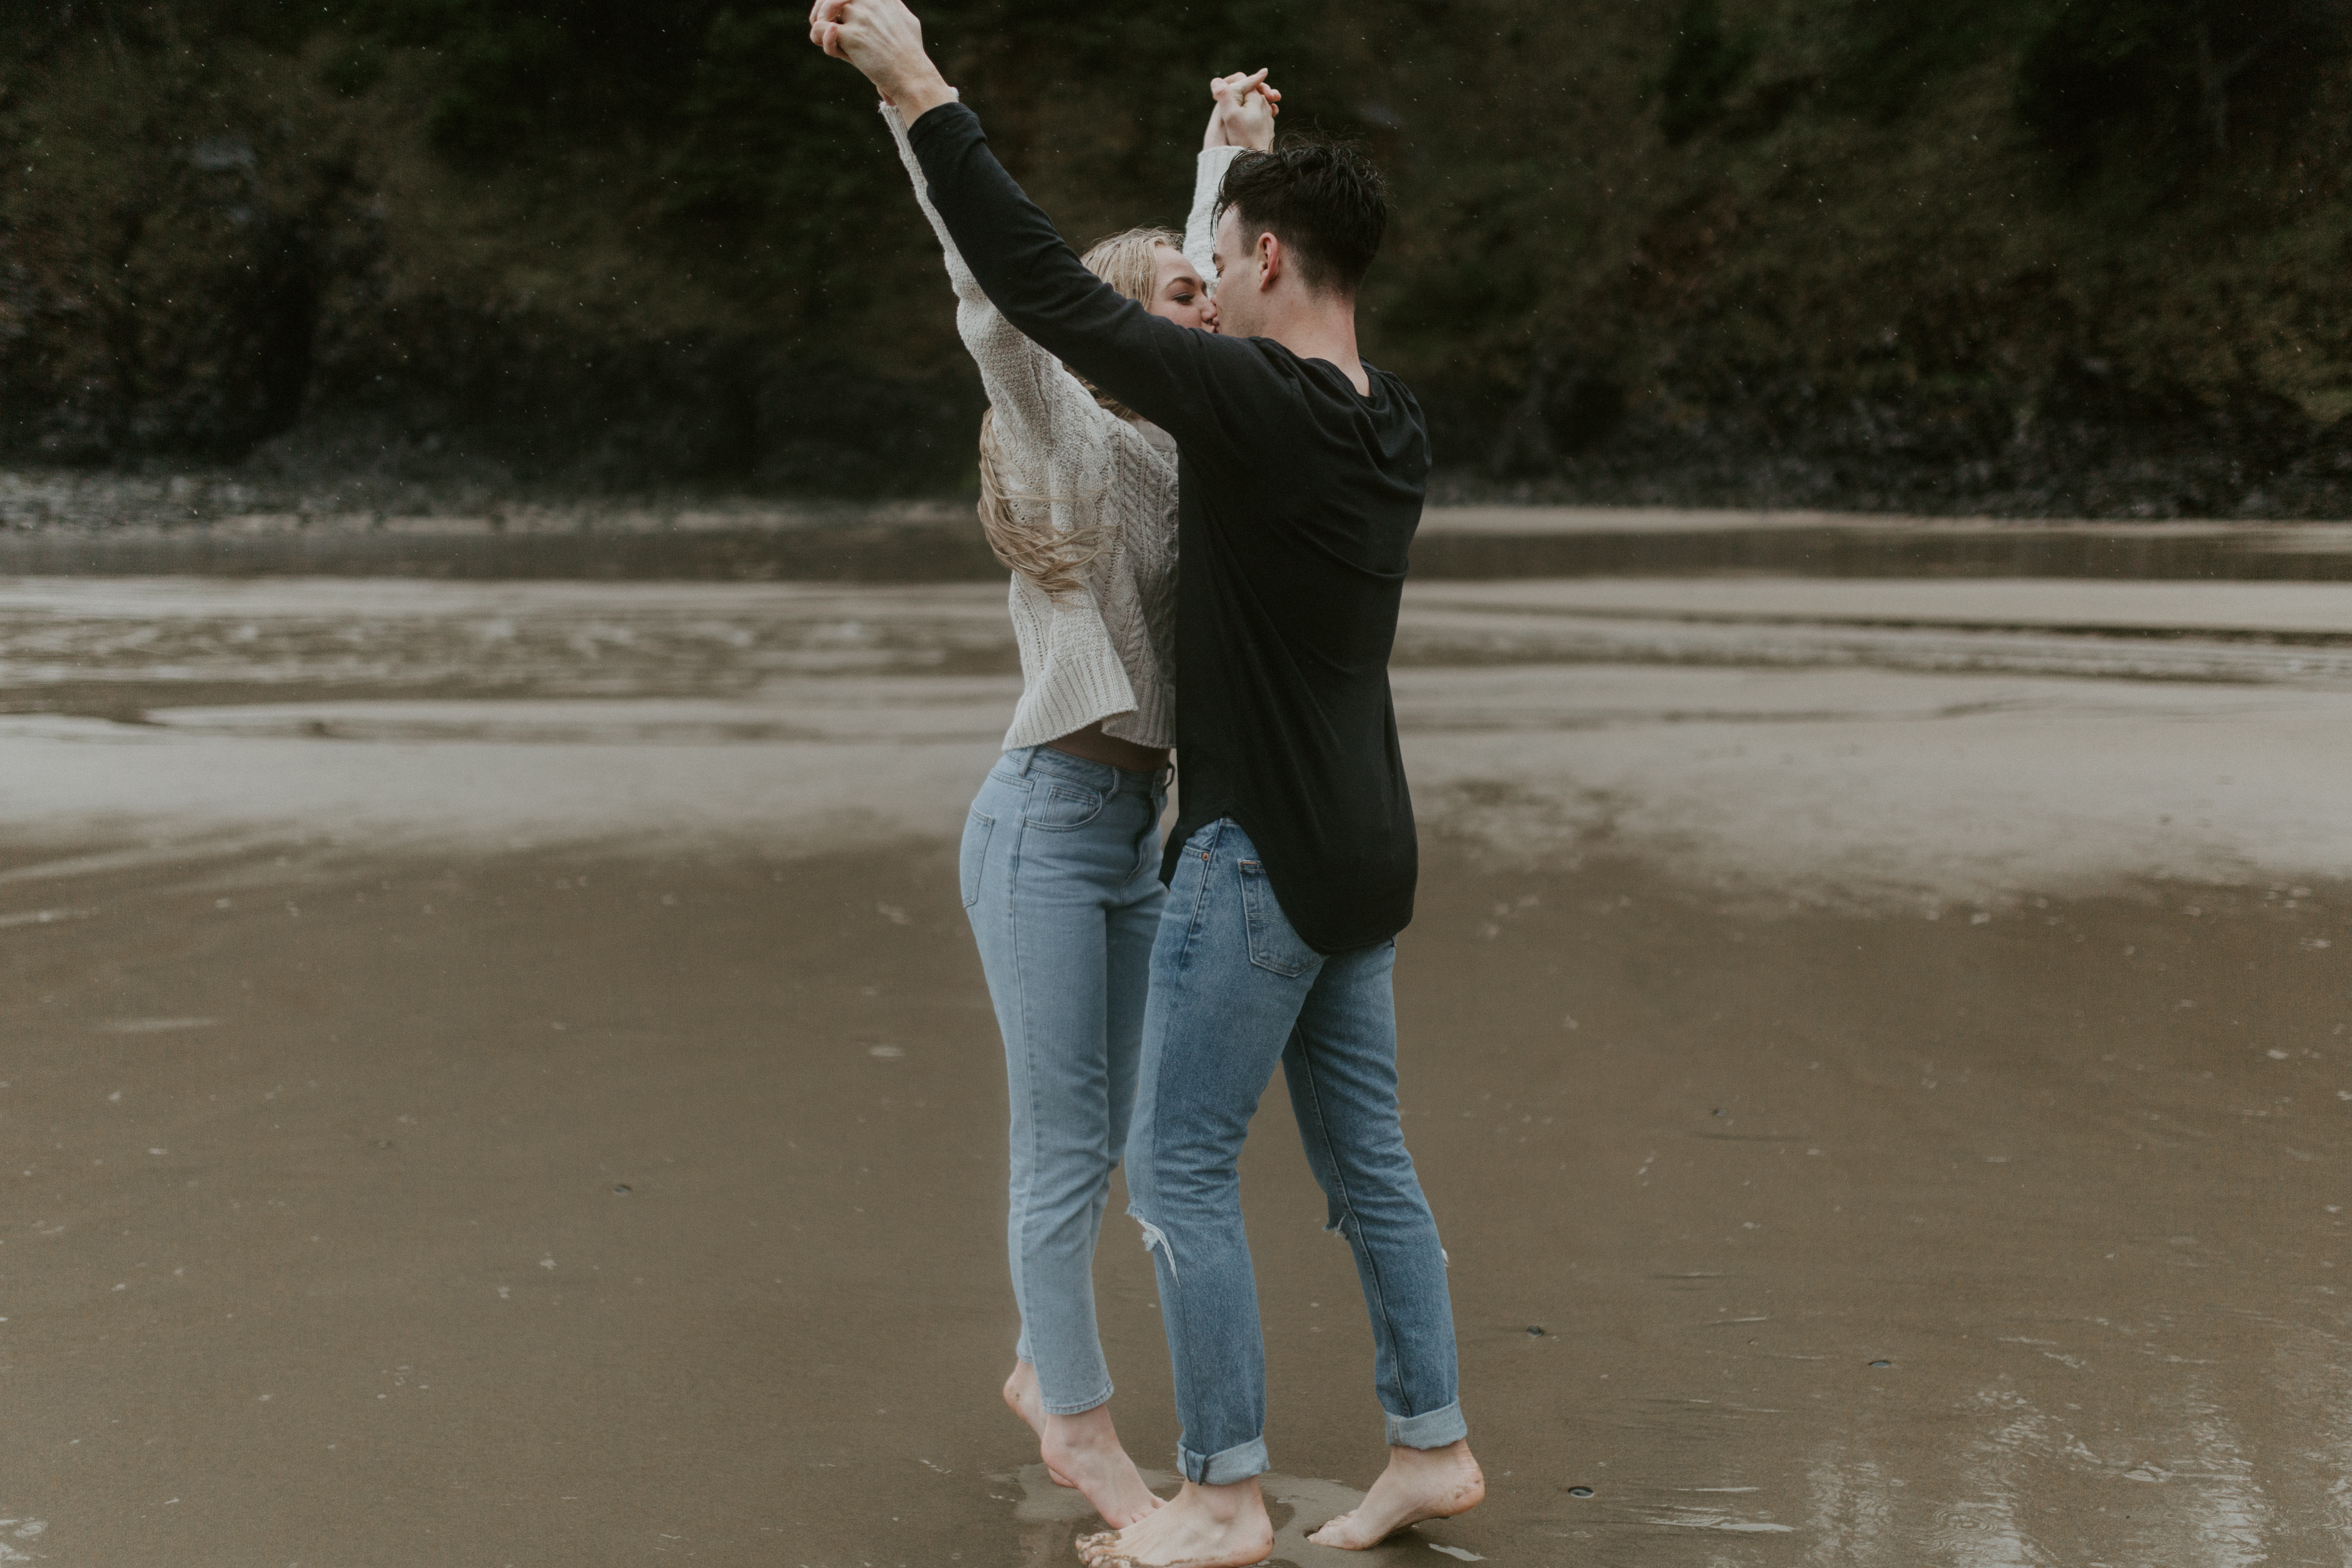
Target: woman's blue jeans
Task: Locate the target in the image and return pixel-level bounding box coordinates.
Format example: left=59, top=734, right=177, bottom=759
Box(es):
left=1126, top=818, right=1466, bottom=1484
left=961, top=745, right=1169, bottom=1415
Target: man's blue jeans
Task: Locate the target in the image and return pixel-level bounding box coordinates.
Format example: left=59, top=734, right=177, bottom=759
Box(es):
left=963, top=746, right=1169, bottom=1415
left=1126, top=818, right=1467, bottom=1484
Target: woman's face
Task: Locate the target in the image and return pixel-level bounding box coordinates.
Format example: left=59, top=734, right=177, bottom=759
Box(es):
left=1147, top=246, right=1217, bottom=332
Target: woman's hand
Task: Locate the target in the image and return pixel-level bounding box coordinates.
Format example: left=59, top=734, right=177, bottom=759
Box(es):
left=1202, top=68, right=1280, bottom=152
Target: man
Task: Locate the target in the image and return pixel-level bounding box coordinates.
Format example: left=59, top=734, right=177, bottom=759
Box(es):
left=810, top=4, right=1484, bottom=1561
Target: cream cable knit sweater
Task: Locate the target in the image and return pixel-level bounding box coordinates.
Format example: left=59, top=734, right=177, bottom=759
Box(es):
left=886, top=103, right=1240, bottom=754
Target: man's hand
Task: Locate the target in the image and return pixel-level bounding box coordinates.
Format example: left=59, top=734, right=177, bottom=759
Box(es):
left=809, top=0, right=957, bottom=119
left=1202, top=69, right=1280, bottom=152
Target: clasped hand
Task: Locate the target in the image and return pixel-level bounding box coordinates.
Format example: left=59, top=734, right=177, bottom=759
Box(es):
left=808, top=0, right=953, bottom=113
left=810, top=0, right=1282, bottom=150
left=1204, top=69, right=1282, bottom=152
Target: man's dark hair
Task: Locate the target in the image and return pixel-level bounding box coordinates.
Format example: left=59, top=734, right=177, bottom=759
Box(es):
left=1213, top=139, right=1389, bottom=297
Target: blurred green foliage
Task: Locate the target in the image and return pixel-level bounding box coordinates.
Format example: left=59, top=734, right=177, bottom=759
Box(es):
left=342, top=2, right=702, bottom=162
left=1824, top=0, right=2035, bottom=121
left=2017, top=0, right=2349, bottom=176
left=1650, top=0, right=1763, bottom=144
left=1, top=0, right=2346, bottom=505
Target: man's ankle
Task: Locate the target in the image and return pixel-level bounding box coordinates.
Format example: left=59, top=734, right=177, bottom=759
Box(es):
left=1184, top=1477, right=1263, bottom=1521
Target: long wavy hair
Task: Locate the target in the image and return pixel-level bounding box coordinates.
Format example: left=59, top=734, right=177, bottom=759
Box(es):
left=977, top=226, right=1179, bottom=600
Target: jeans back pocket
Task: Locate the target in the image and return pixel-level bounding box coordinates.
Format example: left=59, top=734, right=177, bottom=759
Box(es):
left=1238, top=859, right=1320, bottom=977
left=959, top=808, right=995, bottom=908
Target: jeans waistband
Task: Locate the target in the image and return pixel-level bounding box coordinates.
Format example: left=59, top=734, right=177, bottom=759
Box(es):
left=1001, top=744, right=1170, bottom=797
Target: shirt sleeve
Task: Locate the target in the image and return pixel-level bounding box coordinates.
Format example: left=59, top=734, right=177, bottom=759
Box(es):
left=883, top=101, right=1121, bottom=493
left=1186, top=146, right=1244, bottom=287
left=907, top=101, right=1267, bottom=460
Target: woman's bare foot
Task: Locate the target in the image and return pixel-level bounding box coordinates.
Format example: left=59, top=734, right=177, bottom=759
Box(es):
left=1003, top=1361, right=1163, bottom=1525
left=1043, top=1404, right=1164, bottom=1529
left=1077, top=1478, right=1271, bottom=1568
left=1306, top=1441, right=1485, bottom=1549
left=1001, top=1362, right=1076, bottom=1488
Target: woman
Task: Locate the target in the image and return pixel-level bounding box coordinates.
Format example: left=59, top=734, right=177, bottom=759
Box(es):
left=882, top=71, right=1279, bottom=1527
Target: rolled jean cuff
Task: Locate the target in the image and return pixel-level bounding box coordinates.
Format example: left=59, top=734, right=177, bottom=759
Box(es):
left=1177, top=1435, right=1270, bottom=1486
left=1385, top=1400, right=1468, bottom=1450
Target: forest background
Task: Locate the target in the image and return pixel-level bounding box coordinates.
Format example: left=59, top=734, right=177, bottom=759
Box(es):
left=3, top=0, right=2348, bottom=517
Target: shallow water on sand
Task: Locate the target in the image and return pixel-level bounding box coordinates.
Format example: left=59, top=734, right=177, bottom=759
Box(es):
left=7, top=506, right=2352, bottom=582
left=6, top=574, right=2352, bottom=902
left=2, top=563, right=2349, bottom=1565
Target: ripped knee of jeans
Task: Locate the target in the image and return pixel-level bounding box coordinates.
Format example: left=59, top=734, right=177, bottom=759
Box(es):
left=1130, top=1212, right=1180, bottom=1285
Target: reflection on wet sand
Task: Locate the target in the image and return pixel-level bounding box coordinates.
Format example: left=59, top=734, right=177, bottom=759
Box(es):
left=7, top=577, right=2352, bottom=901
left=1421, top=860, right=2346, bottom=1568
left=1, top=564, right=2347, bottom=1566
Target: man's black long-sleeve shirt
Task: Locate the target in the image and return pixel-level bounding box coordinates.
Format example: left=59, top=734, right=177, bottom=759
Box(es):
left=910, top=101, right=1427, bottom=953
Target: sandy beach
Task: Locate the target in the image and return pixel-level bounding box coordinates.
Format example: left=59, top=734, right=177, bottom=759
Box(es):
left=4, top=560, right=2349, bottom=1565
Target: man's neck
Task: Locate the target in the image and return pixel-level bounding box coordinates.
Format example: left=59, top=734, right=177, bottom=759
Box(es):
left=1256, top=300, right=1366, bottom=395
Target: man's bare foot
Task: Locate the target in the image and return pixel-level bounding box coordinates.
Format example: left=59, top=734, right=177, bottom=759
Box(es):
left=1001, top=1362, right=1076, bottom=1488
left=1306, top=1441, right=1485, bottom=1549
left=1077, top=1478, right=1270, bottom=1568
left=1043, top=1404, right=1164, bottom=1529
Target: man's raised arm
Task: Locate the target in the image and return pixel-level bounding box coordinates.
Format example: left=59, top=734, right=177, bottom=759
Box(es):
left=810, top=0, right=1241, bottom=443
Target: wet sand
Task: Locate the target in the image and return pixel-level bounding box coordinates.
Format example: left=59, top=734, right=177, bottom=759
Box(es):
left=4, top=572, right=2351, bottom=1565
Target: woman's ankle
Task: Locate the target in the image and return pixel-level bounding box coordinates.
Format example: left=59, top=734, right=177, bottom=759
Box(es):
left=1043, top=1400, right=1121, bottom=1451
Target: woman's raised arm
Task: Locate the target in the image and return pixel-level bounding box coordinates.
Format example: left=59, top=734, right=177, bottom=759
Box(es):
left=882, top=101, right=1112, bottom=487
left=1187, top=72, right=1280, bottom=287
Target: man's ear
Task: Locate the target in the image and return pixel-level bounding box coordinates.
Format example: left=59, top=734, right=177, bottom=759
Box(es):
left=1256, top=231, right=1283, bottom=291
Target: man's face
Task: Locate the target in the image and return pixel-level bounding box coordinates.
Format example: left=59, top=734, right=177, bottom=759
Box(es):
left=1147, top=246, right=1216, bottom=332
left=1209, top=208, right=1265, bottom=339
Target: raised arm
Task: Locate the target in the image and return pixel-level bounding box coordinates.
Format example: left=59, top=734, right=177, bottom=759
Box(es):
left=905, top=104, right=1252, bottom=448
left=1185, top=147, right=1240, bottom=286
left=884, top=99, right=984, bottom=305
left=815, top=0, right=1261, bottom=451
left=881, top=101, right=1115, bottom=479
left=1187, top=71, right=1277, bottom=286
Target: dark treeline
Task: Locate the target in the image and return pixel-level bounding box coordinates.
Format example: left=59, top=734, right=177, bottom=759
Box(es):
left=2, top=0, right=2348, bottom=514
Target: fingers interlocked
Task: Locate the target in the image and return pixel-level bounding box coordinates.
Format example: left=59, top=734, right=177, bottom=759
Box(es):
left=1211, top=67, right=1282, bottom=118
left=809, top=0, right=851, bottom=56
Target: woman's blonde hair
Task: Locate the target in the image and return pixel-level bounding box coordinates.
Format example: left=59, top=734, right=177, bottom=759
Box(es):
left=977, top=226, right=1181, bottom=599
